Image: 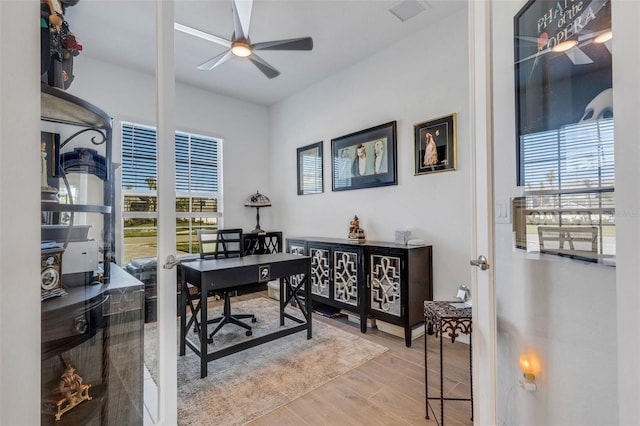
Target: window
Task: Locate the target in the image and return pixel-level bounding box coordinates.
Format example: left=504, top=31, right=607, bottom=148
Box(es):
left=121, top=122, right=221, bottom=263
left=514, top=118, right=615, bottom=262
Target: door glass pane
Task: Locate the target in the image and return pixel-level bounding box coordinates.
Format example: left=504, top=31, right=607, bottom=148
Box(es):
left=369, top=254, right=401, bottom=316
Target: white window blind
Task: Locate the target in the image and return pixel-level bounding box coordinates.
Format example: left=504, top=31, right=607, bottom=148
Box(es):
left=517, top=118, right=615, bottom=259
left=521, top=119, right=614, bottom=194
left=122, top=123, right=220, bottom=193
left=301, top=153, right=322, bottom=194
left=120, top=122, right=221, bottom=262
left=122, top=122, right=157, bottom=190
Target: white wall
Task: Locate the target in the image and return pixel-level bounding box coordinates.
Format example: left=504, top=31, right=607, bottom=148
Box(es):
left=0, top=1, right=41, bottom=424
left=492, top=1, right=618, bottom=425
left=611, top=0, right=640, bottom=423
left=269, top=8, right=471, bottom=301
left=68, top=56, right=272, bottom=252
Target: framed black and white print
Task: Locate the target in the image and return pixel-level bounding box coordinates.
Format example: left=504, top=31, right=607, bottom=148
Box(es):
left=41, top=132, right=61, bottom=180
left=296, top=141, right=323, bottom=195
left=414, top=113, right=456, bottom=175
left=331, top=121, right=397, bottom=192
left=514, top=0, right=612, bottom=184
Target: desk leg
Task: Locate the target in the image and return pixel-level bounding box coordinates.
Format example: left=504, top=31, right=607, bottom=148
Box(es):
left=439, top=325, right=444, bottom=426
left=279, top=277, right=286, bottom=327
left=200, top=284, right=208, bottom=378
left=305, top=269, right=312, bottom=339
left=469, top=331, right=474, bottom=421
left=179, top=275, right=186, bottom=356
left=425, top=319, right=429, bottom=420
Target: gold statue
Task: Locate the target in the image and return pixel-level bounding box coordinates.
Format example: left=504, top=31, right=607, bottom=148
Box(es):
left=42, top=364, right=92, bottom=421
left=348, top=215, right=365, bottom=241
left=59, top=365, right=85, bottom=404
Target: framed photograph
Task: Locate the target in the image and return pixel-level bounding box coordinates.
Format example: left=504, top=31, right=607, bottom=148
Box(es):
left=41, top=132, right=61, bottom=180
left=297, top=141, right=323, bottom=195
left=414, top=113, right=456, bottom=175
left=331, top=121, right=397, bottom=191
left=514, top=0, right=611, bottom=184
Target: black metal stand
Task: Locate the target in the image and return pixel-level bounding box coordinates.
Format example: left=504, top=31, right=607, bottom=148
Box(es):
left=424, top=301, right=473, bottom=426
left=252, top=206, right=263, bottom=233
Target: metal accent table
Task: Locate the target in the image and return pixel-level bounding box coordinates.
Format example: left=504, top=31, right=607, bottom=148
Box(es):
left=424, top=301, right=473, bottom=425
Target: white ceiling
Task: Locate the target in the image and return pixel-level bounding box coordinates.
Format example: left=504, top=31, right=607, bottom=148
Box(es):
left=65, top=0, right=466, bottom=106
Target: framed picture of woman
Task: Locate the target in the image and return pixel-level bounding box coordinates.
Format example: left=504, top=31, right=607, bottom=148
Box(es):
left=414, top=113, right=457, bottom=175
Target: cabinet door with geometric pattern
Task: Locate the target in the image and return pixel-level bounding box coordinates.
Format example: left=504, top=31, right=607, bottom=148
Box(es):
left=369, top=254, right=402, bottom=317
left=309, top=246, right=330, bottom=299
left=333, top=249, right=359, bottom=306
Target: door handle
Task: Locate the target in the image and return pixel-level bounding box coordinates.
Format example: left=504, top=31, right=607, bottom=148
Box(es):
left=470, top=255, right=490, bottom=270
left=163, top=254, right=182, bottom=270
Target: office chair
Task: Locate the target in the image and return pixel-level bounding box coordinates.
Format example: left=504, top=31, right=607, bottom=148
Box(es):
left=197, top=229, right=256, bottom=343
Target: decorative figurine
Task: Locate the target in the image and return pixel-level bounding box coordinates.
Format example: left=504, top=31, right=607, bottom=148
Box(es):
left=41, top=142, right=59, bottom=203
left=41, top=0, right=82, bottom=90
left=348, top=215, right=366, bottom=242
left=42, top=364, right=92, bottom=421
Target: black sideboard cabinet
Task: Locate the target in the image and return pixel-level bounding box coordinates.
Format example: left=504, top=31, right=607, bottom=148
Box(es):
left=287, top=237, right=433, bottom=346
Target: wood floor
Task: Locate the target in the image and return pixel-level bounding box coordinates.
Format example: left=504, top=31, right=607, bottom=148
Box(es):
left=239, top=292, right=474, bottom=426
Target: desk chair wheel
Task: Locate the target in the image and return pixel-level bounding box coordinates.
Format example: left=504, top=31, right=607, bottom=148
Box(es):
left=251, top=317, right=257, bottom=323
left=246, top=330, right=252, bottom=337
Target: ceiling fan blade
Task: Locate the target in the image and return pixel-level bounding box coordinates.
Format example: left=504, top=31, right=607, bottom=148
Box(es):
left=174, top=22, right=231, bottom=48
left=197, top=50, right=234, bottom=71
left=253, top=37, right=313, bottom=51
left=232, top=0, right=253, bottom=40
left=248, top=53, right=280, bottom=79
left=564, top=47, right=593, bottom=65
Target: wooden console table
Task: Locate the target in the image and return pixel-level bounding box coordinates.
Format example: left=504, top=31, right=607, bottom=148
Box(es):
left=424, top=301, right=473, bottom=425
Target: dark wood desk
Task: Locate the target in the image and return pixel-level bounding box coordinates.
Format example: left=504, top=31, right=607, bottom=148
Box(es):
left=179, top=253, right=311, bottom=378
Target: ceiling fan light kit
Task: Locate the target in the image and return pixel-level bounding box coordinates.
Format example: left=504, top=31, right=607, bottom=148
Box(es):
left=594, top=30, right=612, bottom=44
left=176, top=0, right=313, bottom=78
left=231, top=40, right=252, bottom=57
left=551, top=39, right=578, bottom=53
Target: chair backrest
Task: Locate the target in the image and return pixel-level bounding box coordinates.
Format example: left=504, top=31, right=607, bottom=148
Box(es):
left=537, top=226, right=598, bottom=253
left=243, top=231, right=283, bottom=255
left=198, top=229, right=244, bottom=259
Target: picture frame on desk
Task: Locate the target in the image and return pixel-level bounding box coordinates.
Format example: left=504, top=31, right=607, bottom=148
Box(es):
left=331, top=121, right=397, bottom=191
left=413, top=113, right=456, bottom=176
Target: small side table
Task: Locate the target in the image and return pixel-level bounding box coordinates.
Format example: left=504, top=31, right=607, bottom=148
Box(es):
left=424, top=301, right=473, bottom=425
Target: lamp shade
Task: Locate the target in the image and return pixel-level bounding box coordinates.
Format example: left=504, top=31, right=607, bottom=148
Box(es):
left=244, top=191, right=272, bottom=208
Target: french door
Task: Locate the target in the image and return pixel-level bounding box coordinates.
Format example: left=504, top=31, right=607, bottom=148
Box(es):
left=155, top=1, right=178, bottom=424
left=469, top=1, right=497, bottom=424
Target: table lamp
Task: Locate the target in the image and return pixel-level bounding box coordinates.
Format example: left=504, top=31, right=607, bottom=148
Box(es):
left=244, top=190, right=271, bottom=233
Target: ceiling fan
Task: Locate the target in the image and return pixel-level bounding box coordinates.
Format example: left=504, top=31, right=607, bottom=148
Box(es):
left=175, top=0, right=313, bottom=79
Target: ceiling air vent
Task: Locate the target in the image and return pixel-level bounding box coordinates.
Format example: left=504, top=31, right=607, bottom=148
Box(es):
left=389, top=0, right=429, bottom=23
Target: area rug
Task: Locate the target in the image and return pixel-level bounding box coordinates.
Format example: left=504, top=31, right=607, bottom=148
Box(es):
left=144, top=297, right=388, bottom=426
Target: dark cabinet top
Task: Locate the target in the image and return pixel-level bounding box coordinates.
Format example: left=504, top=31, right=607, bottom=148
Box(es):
left=287, top=236, right=431, bottom=250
